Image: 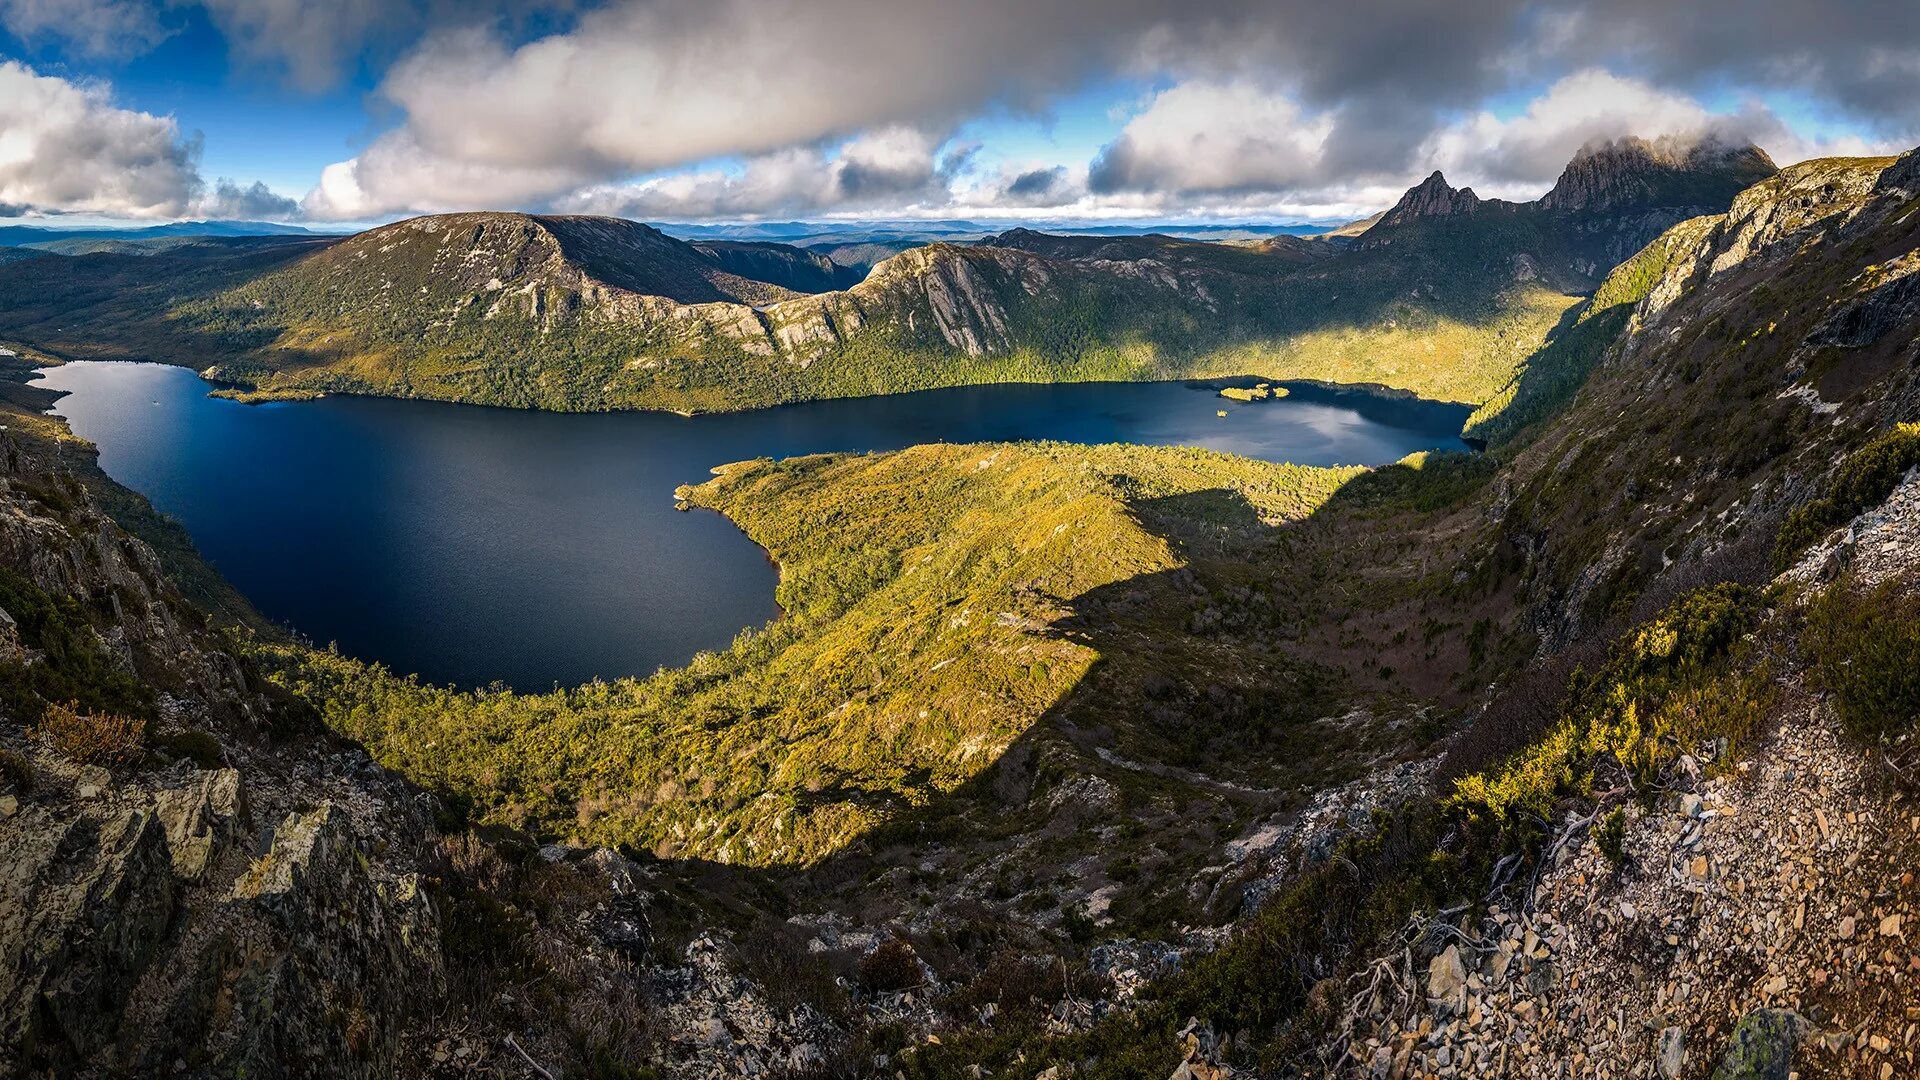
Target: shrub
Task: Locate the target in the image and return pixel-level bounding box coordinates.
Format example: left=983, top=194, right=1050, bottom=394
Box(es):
left=1595, top=807, right=1627, bottom=866
left=0, top=747, right=31, bottom=792
left=734, top=918, right=848, bottom=1018
left=35, top=702, right=147, bottom=767
left=1450, top=583, right=1768, bottom=832
left=859, top=938, right=922, bottom=993
left=157, top=729, right=223, bottom=768
left=1775, top=422, right=1920, bottom=568
left=1806, top=581, right=1920, bottom=743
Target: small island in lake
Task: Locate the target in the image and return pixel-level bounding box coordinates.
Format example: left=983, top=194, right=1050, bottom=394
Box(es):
left=1219, top=382, right=1288, bottom=403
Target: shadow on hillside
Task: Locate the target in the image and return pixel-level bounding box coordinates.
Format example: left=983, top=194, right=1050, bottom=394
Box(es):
left=0, top=239, right=337, bottom=373
left=633, top=451, right=1501, bottom=943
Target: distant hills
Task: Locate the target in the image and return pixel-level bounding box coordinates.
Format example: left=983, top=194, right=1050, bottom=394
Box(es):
left=0, top=140, right=1779, bottom=417
left=0, top=219, right=317, bottom=247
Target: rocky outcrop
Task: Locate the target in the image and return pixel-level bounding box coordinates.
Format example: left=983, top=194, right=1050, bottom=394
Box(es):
left=1539, top=135, right=1777, bottom=214
left=1375, top=172, right=1483, bottom=229
left=0, top=795, right=177, bottom=1067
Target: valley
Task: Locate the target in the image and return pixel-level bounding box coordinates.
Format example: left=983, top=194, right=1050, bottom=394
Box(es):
left=1, top=142, right=1917, bottom=1080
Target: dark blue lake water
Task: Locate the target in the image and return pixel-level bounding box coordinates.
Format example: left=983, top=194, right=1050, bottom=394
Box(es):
left=41, top=363, right=1469, bottom=690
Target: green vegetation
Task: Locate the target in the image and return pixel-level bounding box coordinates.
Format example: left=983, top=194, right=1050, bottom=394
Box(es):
left=249, top=441, right=1362, bottom=865
left=1450, top=584, right=1770, bottom=832
left=1774, top=422, right=1920, bottom=568
left=0, top=564, right=155, bottom=725
left=0, top=208, right=1593, bottom=417
left=1219, top=383, right=1286, bottom=402
left=1806, top=580, right=1920, bottom=743
left=1464, top=216, right=1715, bottom=446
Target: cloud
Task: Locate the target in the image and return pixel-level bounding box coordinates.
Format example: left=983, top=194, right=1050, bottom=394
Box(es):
left=193, top=178, right=301, bottom=220
left=552, top=128, right=963, bottom=221
left=0, top=0, right=168, bottom=57
left=303, top=0, right=1530, bottom=216
left=287, top=0, right=1920, bottom=219
left=1089, top=81, right=1338, bottom=195
left=0, top=61, right=202, bottom=217
left=1422, top=70, right=1911, bottom=199
left=194, top=0, right=446, bottom=92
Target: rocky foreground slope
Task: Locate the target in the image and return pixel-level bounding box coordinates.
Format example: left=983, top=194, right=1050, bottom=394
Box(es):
left=0, top=148, right=1917, bottom=1079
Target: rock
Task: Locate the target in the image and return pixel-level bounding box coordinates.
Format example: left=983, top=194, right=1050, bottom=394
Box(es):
left=1658, top=1026, right=1687, bottom=1079
left=1709, top=1009, right=1810, bottom=1080
left=151, top=767, right=244, bottom=882
left=214, top=803, right=443, bottom=1076
left=1873, top=147, right=1920, bottom=195
left=1376, top=172, right=1481, bottom=230
left=0, top=804, right=177, bottom=1069
left=1427, top=944, right=1468, bottom=1010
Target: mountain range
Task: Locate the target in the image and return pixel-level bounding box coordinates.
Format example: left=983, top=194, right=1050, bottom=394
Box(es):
left=1, top=137, right=1918, bottom=1078
left=0, top=137, right=1778, bottom=420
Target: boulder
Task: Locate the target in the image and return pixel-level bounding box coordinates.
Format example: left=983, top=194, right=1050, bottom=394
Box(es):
left=1710, top=1009, right=1809, bottom=1080
left=0, top=802, right=177, bottom=1070
left=151, top=767, right=245, bottom=882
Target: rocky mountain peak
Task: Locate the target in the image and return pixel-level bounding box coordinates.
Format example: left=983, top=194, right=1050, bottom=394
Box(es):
left=1376, top=171, right=1482, bottom=228
left=1540, top=134, right=1778, bottom=213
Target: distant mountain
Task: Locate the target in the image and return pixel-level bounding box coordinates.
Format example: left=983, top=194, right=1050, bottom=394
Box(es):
left=689, top=239, right=866, bottom=292
left=0, top=220, right=315, bottom=248
left=1538, top=135, right=1777, bottom=213
left=1357, top=135, right=1780, bottom=275
left=0, top=141, right=1780, bottom=415
left=1374, top=171, right=1483, bottom=229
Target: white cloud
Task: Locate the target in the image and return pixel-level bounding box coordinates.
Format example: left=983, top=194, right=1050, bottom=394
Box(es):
left=0, top=0, right=167, bottom=56
left=1089, top=80, right=1337, bottom=195
left=0, top=61, right=201, bottom=218
left=554, top=128, right=959, bottom=220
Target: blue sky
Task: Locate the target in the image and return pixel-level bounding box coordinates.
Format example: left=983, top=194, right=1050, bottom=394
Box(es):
left=0, top=0, right=1912, bottom=227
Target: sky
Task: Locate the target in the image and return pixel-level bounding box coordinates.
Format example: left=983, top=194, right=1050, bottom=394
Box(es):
left=0, top=0, right=1915, bottom=229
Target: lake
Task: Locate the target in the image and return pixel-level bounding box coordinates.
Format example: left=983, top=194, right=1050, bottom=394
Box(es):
left=40, top=362, right=1470, bottom=690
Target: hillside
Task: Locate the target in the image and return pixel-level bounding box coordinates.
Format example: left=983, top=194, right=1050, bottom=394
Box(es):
left=691, top=238, right=868, bottom=292
left=2, top=147, right=1918, bottom=1078
left=0, top=142, right=1773, bottom=416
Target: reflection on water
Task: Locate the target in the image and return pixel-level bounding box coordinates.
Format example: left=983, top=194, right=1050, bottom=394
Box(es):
left=41, top=363, right=1469, bottom=689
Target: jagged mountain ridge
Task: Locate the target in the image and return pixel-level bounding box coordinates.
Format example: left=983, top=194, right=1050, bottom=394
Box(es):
left=0, top=141, right=1773, bottom=416
left=1, top=148, right=1917, bottom=1077
left=1360, top=134, right=1780, bottom=276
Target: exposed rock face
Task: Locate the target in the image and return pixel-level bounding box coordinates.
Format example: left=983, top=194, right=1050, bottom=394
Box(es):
left=1539, top=135, right=1778, bottom=214
left=1375, top=171, right=1483, bottom=229
left=0, top=797, right=177, bottom=1065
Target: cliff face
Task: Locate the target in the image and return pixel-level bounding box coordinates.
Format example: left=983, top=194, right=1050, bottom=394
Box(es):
left=1374, top=170, right=1485, bottom=228
left=1539, top=134, right=1779, bottom=214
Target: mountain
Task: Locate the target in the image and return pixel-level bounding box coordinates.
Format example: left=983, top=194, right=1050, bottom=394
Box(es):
left=1374, top=170, right=1484, bottom=228
left=5, top=147, right=1918, bottom=1077
left=1359, top=134, right=1781, bottom=278
left=0, top=142, right=1775, bottom=417
left=0, top=219, right=315, bottom=248
left=689, top=238, right=867, bottom=292
left=1538, top=133, right=1778, bottom=212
